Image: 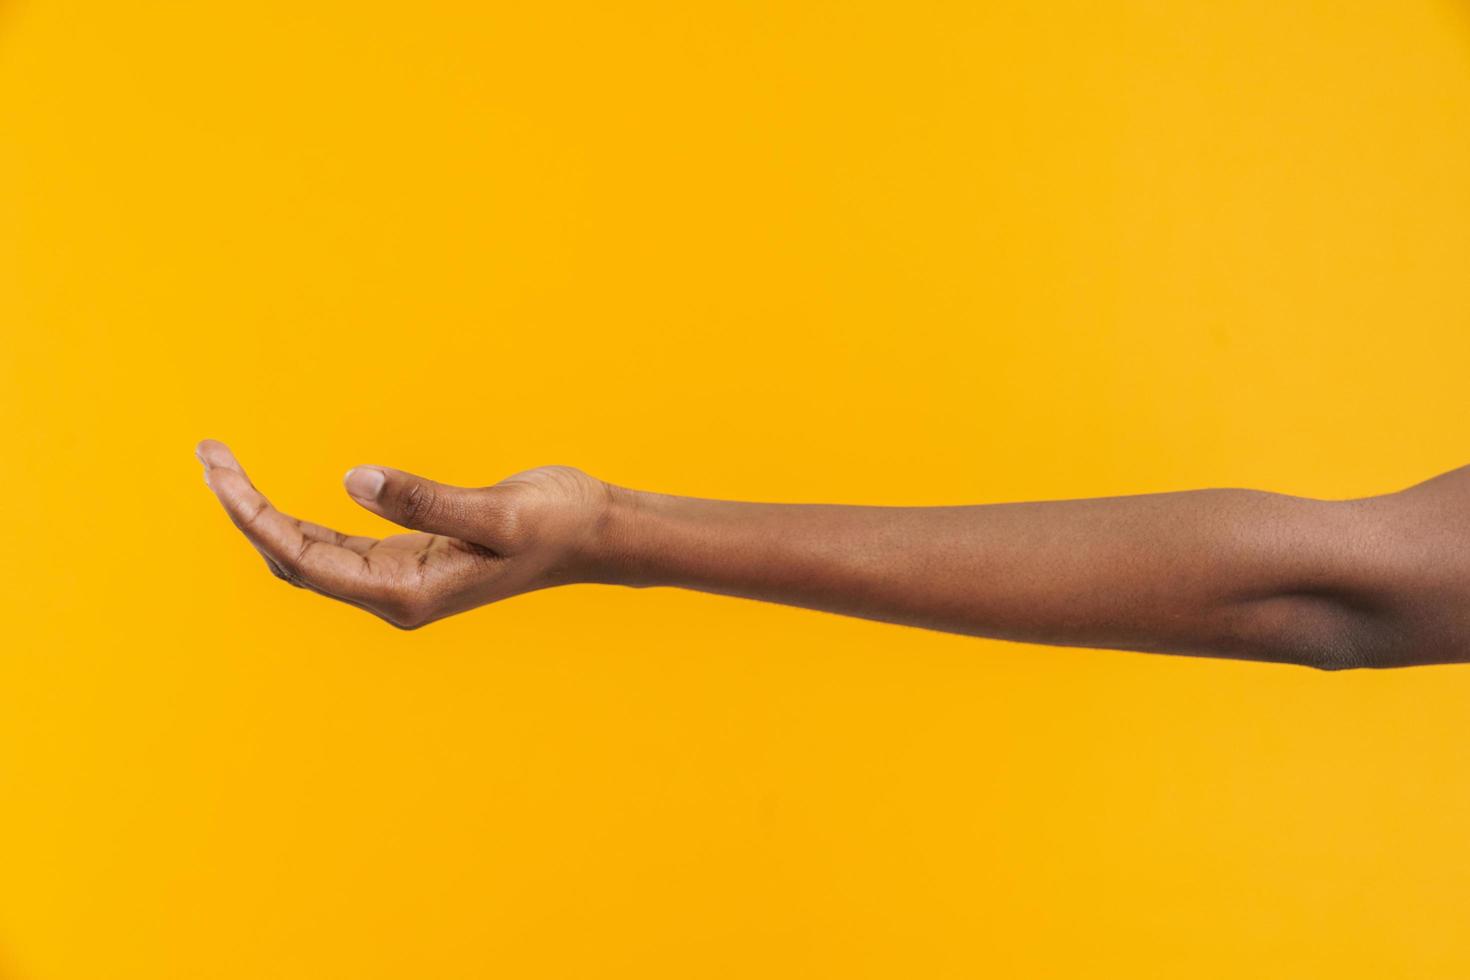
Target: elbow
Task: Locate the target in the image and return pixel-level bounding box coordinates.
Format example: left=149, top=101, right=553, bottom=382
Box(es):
left=1240, top=486, right=1470, bottom=670
left=1298, top=612, right=1469, bottom=671
left=1300, top=630, right=1382, bottom=671
left=1303, top=607, right=1416, bottom=670
left=1230, top=595, right=1395, bottom=671
left=1254, top=622, right=1378, bottom=671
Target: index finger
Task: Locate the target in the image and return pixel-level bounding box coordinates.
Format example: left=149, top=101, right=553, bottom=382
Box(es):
left=197, top=440, right=379, bottom=601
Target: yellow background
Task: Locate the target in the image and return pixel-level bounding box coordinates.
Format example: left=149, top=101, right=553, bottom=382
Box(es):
left=3, top=1, right=1470, bottom=976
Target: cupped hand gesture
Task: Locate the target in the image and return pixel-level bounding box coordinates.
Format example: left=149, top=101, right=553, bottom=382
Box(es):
left=197, top=440, right=613, bottom=629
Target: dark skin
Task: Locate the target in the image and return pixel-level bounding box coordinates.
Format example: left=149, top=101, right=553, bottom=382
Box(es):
left=197, top=439, right=1470, bottom=669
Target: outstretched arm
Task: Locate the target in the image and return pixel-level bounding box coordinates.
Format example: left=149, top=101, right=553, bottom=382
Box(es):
left=197, top=440, right=1470, bottom=669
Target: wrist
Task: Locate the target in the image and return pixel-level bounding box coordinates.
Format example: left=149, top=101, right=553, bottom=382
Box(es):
left=574, top=481, right=655, bottom=587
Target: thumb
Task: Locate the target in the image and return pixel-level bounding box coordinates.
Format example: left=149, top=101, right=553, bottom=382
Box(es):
left=344, top=465, right=494, bottom=539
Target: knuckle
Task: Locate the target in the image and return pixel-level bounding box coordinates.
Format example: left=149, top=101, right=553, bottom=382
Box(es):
left=265, top=558, right=305, bottom=588
left=241, top=498, right=272, bottom=530
left=275, top=553, right=303, bottom=582
left=400, top=481, right=437, bottom=525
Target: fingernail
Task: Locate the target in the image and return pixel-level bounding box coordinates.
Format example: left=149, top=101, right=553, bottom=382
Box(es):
left=345, top=466, right=386, bottom=501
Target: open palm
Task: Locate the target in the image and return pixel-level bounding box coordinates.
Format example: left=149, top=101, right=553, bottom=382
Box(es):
left=197, top=440, right=610, bottom=629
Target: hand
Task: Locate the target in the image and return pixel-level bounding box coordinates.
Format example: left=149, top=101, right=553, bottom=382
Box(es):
left=196, top=440, right=613, bottom=629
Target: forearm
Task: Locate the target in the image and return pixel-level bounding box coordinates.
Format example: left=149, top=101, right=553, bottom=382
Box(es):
left=581, top=484, right=1394, bottom=669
